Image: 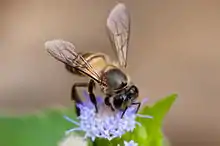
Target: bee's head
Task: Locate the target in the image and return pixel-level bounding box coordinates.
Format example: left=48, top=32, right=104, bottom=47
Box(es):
left=113, top=85, right=139, bottom=110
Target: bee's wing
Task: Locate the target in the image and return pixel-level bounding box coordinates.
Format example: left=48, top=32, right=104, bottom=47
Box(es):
left=106, top=3, right=130, bottom=68
left=45, top=39, right=104, bottom=84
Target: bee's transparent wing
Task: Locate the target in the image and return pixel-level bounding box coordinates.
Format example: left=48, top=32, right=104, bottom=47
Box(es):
left=45, top=39, right=102, bottom=84
left=107, top=3, right=130, bottom=68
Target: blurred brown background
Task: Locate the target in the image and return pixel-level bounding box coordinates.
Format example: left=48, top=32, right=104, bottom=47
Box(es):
left=1, top=0, right=220, bottom=145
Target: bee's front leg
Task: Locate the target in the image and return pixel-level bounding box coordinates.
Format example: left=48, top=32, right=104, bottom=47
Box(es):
left=88, top=79, right=98, bottom=113
left=131, top=102, right=141, bottom=113
left=104, top=96, right=115, bottom=111
left=121, top=102, right=141, bottom=118
left=121, top=107, right=128, bottom=118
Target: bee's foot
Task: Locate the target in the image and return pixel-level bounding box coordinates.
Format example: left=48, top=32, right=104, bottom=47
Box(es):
left=95, top=106, right=99, bottom=113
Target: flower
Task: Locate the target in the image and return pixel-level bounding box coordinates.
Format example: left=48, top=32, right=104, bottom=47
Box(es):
left=118, top=140, right=138, bottom=146
left=117, top=140, right=138, bottom=146
left=64, top=91, right=152, bottom=141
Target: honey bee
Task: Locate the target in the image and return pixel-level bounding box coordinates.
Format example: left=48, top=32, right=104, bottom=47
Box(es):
left=45, top=3, right=140, bottom=118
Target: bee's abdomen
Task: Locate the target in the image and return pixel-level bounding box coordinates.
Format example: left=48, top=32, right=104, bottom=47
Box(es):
left=65, top=64, right=85, bottom=76
left=64, top=52, right=90, bottom=76
left=65, top=52, right=110, bottom=77
left=82, top=52, right=110, bottom=75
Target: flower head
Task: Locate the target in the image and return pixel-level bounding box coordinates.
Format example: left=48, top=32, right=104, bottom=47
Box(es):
left=64, top=91, right=152, bottom=141
left=124, top=140, right=138, bottom=146
left=117, top=140, right=138, bottom=146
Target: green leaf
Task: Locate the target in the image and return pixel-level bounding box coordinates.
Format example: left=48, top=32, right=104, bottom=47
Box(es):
left=0, top=106, right=79, bottom=146
left=92, top=93, right=177, bottom=146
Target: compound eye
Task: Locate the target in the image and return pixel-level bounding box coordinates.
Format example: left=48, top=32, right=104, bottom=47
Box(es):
left=128, top=85, right=139, bottom=98
left=130, top=87, right=135, bottom=94
left=113, top=97, right=124, bottom=109
left=133, top=85, right=138, bottom=92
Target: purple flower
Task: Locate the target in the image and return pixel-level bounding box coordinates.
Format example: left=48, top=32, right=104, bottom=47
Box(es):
left=123, top=140, right=138, bottom=146
left=117, top=140, right=138, bottom=146
left=64, top=91, right=152, bottom=141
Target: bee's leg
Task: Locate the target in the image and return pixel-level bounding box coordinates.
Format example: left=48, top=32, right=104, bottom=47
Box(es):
left=88, top=79, right=98, bottom=113
left=71, top=82, right=89, bottom=102
left=121, top=102, right=141, bottom=118
left=71, top=82, right=89, bottom=116
left=121, top=107, right=128, bottom=118
left=104, top=96, right=115, bottom=111
left=131, top=102, right=141, bottom=113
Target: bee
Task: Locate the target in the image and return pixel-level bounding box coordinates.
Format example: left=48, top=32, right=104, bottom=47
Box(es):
left=45, top=3, right=140, bottom=118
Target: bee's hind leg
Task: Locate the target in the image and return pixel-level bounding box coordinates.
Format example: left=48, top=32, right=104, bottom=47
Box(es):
left=88, top=79, right=98, bottom=113
left=71, top=82, right=89, bottom=116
